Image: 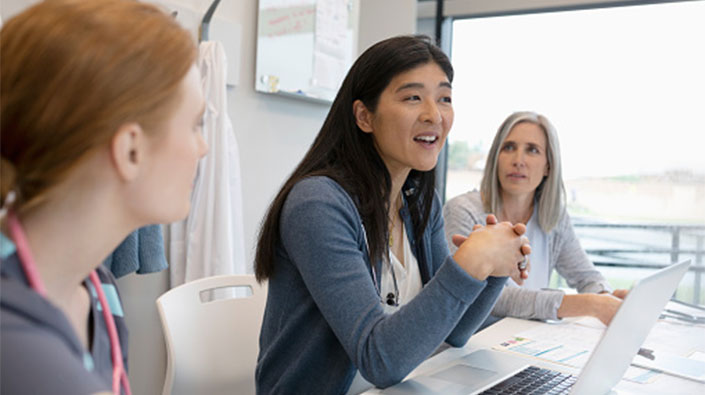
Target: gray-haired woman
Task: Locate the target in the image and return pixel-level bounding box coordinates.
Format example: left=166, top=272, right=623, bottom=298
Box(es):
left=444, top=111, right=628, bottom=327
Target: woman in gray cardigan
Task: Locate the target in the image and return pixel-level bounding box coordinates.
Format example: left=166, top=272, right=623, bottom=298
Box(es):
left=254, top=36, right=531, bottom=394
left=444, top=111, right=628, bottom=328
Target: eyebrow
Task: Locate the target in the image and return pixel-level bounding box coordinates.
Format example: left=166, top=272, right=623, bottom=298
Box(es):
left=395, top=81, right=452, bottom=92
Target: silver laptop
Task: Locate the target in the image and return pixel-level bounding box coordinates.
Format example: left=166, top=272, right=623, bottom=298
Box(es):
left=382, top=259, right=692, bottom=395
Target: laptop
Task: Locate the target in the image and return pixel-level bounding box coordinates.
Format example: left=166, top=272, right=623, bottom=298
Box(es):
left=381, top=259, right=692, bottom=395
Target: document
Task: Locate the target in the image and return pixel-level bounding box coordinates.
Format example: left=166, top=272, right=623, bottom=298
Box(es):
left=632, top=351, right=705, bottom=383
left=493, top=317, right=604, bottom=369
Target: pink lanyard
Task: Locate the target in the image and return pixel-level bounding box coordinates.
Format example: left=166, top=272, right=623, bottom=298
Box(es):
left=7, top=212, right=132, bottom=395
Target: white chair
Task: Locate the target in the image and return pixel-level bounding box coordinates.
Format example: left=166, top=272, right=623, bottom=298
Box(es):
left=156, top=275, right=267, bottom=395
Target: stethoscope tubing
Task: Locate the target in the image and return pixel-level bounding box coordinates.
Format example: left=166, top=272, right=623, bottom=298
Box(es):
left=7, top=212, right=131, bottom=395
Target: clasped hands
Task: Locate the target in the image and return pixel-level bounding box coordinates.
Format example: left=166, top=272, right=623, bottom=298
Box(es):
left=451, top=214, right=531, bottom=284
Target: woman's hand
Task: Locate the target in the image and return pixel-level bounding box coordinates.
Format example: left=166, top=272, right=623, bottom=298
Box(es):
left=612, top=289, right=629, bottom=299
left=485, top=214, right=531, bottom=284
left=451, top=215, right=531, bottom=282
left=558, top=293, right=623, bottom=326
left=590, top=293, right=623, bottom=325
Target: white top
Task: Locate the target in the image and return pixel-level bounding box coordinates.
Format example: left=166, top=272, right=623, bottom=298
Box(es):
left=347, top=226, right=423, bottom=394
left=507, top=204, right=550, bottom=290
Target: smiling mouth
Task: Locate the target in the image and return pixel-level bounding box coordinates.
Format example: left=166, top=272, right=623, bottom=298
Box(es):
left=414, top=135, right=439, bottom=144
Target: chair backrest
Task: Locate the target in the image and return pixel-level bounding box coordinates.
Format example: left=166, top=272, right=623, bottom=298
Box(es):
left=156, top=275, right=267, bottom=395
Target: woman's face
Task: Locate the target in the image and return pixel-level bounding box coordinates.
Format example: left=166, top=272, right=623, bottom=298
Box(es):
left=357, top=62, right=453, bottom=179
left=497, top=121, right=549, bottom=200
left=136, top=64, right=208, bottom=223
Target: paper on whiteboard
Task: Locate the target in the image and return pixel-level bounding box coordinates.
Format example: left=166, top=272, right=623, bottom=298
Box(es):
left=312, top=0, right=351, bottom=90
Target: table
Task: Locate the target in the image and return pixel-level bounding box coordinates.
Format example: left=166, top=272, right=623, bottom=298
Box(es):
left=364, top=301, right=705, bottom=394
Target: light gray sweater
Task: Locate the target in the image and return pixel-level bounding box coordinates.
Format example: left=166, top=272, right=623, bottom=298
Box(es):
left=443, top=190, right=611, bottom=321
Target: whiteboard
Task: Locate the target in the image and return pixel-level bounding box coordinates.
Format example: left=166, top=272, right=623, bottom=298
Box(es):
left=255, top=0, right=359, bottom=104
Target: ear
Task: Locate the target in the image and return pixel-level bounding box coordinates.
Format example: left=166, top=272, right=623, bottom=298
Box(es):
left=110, top=122, right=145, bottom=182
left=352, top=100, right=374, bottom=133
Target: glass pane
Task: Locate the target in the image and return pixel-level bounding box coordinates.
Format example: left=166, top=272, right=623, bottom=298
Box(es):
left=449, top=1, right=705, bottom=304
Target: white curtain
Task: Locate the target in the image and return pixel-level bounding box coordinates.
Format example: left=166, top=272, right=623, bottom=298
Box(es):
left=167, top=41, right=247, bottom=287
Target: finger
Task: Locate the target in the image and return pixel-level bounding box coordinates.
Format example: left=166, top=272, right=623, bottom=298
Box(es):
left=518, top=254, right=529, bottom=271
left=521, top=269, right=529, bottom=280
left=451, top=234, right=468, bottom=247
left=485, top=214, right=498, bottom=225
left=472, top=224, right=483, bottom=231
left=512, top=222, right=526, bottom=236
left=511, top=268, right=525, bottom=285
left=520, top=244, right=532, bottom=256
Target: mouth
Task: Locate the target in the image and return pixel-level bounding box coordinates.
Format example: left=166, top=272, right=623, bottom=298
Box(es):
left=413, top=133, right=440, bottom=146
left=507, top=173, right=526, bottom=179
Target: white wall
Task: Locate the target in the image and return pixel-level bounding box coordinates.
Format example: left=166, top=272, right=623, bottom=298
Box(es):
left=1, top=1, right=415, bottom=394
left=358, top=0, right=416, bottom=53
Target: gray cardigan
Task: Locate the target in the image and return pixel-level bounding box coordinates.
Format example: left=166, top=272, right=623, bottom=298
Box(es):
left=443, top=190, right=611, bottom=321
left=256, top=177, right=506, bottom=394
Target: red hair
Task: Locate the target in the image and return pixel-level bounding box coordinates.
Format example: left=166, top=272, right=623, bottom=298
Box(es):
left=1, top=0, right=197, bottom=212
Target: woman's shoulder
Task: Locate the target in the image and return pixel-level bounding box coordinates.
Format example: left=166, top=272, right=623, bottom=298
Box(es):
left=1, top=275, right=108, bottom=394
left=547, top=208, right=576, bottom=240
left=288, top=176, right=352, bottom=206
left=444, top=190, right=484, bottom=215
left=284, top=176, right=360, bottom=222
left=0, top=319, right=108, bottom=393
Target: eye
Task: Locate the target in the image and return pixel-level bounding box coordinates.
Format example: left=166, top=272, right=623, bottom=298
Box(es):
left=501, top=143, right=515, bottom=152
left=404, top=95, right=421, bottom=102
left=440, top=96, right=452, bottom=104
left=527, top=145, right=541, bottom=154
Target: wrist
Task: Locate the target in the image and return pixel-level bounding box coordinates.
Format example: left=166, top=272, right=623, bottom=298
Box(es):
left=453, top=251, right=491, bottom=281
left=558, top=293, right=593, bottom=319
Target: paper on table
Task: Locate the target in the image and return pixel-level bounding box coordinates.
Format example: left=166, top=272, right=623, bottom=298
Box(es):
left=622, top=366, right=661, bottom=384
left=632, top=350, right=705, bottom=383
left=493, top=317, right=605, bottom=368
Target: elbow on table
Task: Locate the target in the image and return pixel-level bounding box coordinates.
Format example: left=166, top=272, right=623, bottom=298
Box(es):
left=356, top=363, right=411, bottom=389
left=445, top=335, right=469, bottom=348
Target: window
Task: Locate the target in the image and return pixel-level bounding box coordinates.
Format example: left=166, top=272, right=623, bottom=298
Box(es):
left=446, top=1, right=705, bottom=303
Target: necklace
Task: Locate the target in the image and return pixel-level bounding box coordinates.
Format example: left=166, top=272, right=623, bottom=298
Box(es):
left=389, top=194, right=403, bottom=247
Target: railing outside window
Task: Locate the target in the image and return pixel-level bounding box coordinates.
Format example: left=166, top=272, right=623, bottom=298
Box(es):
left=568, top=222, right=705, bottom=305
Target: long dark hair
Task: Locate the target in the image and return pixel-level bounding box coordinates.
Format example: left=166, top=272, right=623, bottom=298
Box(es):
left=254, top=35, right=453, bottom=282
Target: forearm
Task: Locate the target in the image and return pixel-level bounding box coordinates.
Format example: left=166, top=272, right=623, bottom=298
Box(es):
left=492, top=286, right=564, bottom=321
left=445, top=276, right=507, bottom=346
left=356, top=257, right=488, bottom=386
left=557, top=293, right=622, bottom=325
left=557, top=293, right=596, bottom=319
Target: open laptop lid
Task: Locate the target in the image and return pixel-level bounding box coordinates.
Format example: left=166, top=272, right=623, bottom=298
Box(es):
left=570, top=259, right=691, bottom=395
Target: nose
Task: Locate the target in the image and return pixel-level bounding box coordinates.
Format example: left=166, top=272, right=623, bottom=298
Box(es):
left=420, top=100, right=442, bottom=124
left=511, top=149, right=525, bottom=167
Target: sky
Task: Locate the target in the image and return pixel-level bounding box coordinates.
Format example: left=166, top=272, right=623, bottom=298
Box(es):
left=449, top=0, right=705, bottom=180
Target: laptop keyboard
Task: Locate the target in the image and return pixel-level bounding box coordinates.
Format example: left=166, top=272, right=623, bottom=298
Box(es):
left=480, top=366, right=577, bottom=394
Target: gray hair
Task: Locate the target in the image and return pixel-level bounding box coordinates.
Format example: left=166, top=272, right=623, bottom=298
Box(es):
left=480, top=111, right=566, bottom=232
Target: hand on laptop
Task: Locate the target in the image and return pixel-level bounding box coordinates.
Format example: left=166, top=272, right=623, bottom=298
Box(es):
left=611, top=288, right=629, bottom=299
left=558, top=292, right=623, bottom=326
left=451, top=215, right=531, bottom=282
left=591, top=293, right=623, bottom=325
